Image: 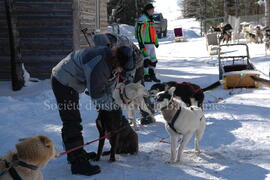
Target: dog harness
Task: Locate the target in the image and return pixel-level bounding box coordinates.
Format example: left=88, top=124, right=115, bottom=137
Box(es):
left=0, top=154, right=38, bottom=180
left=160, top=100, right=182, bottom=135
left=168, top=107, right=182, bottom=135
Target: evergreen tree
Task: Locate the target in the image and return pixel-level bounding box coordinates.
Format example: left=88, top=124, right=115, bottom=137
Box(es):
left=108, top=0, right=154, bottom=25
left=180, top=0, right=265, bottom=19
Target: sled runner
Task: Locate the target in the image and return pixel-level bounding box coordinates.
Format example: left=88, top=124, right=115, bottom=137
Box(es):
left=218, top=43, right=260, bottom=89
left=174, top=28, right=184, bottom=42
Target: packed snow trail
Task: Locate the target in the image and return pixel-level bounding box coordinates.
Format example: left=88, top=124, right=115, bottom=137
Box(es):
left=1, top=17, right=270, bottom=180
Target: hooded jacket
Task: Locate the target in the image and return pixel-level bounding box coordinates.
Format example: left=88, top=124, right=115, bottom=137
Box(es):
left=52, top=46, right=115, bottom=101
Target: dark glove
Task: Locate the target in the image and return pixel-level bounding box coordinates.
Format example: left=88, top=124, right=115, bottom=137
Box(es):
left=139, top=43, right=145, bottom=49
left=155, top=44, right=159, bottom=48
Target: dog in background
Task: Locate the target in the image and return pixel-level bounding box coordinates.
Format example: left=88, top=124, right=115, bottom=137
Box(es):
left=95, top=110, right=138, bottom=162
left=149, top=80, right=222, bottom=108
left=149, top=81, right=204, bottom=107
left=210, top=23, right=233, bottom=44
left=0, top=135, right=57, bottom=180
left=113, top=82, right=155, bottom=129
left=247, top=31, right=257, bottom=43
left=264, top=29, right=270, bottom=54
left=156, top=87, right=206, bottom=163
left=255, top=26, right=264, bottom=44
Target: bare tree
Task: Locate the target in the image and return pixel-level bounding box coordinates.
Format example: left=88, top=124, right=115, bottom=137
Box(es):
left=235, top=0, right=240, bottom=17
left=224, top=0, right=229, bottom=23
left=266, top=0, right=270, bottom=26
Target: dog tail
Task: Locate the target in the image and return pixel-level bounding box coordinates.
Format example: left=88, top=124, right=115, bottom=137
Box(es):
left=202, top=80, right=222, bottom=92
left=251, top=76, right=270, bottom=88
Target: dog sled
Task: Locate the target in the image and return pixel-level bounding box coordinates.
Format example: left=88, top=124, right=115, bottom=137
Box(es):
left=174, top=28, right=184, bottom=42
left=218, top=43, right=260, bottom=89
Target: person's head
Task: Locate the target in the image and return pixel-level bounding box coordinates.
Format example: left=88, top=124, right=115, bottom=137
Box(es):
left=110, top=46, right=134, bottom=73
left=143, top=3, right=154, bottom=17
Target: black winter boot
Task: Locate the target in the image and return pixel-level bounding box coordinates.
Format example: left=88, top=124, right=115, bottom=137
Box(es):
left=149, top=69, right=161, bottom=82
left=68, top=150, right=101, bottom=176
left=144, top=74, right=152, bottom=82
left=140, top=110, right=156, bottom=125
left=71, top=157, right=101, bottom=176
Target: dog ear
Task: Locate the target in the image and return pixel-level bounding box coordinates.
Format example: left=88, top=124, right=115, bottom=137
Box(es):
left=38, top=135, right=52, bottom=148
left=168, top=87, right=176, bottom=95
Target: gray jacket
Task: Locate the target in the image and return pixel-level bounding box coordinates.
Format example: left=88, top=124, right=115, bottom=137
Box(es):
left=52, top=46, right=115, bottom=102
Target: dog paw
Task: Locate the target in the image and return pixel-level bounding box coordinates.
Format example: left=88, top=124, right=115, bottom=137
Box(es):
left=109, top=157, right=116, bottom=162
left=109, top=159, right=116, bottom=162
left=166, top=160, right=176, bottom=164
left=195, top=149, right=201, bottom=155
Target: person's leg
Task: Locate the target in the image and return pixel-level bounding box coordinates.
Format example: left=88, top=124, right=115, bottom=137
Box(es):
left=51, top=76, right=100, bottom=176
left=141, top=47, right=152, bottom=82
left=145, top=44, right=160, bottom=82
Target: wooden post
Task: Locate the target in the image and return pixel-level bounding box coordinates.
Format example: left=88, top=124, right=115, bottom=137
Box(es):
left=203, top=0, right=207, bottom=34
left=199, top=0, right=203, bottom=36
left=4, top=0, right=24, bottom=91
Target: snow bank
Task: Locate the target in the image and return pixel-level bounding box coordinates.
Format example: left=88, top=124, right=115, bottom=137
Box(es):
left=107, top=24, right=136, bottom=42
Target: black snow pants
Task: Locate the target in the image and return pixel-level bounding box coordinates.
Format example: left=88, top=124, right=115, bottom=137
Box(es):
left=51, top=76, right=84, bottom=159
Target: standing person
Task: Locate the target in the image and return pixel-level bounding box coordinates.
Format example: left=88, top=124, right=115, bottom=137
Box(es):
left=51, top=45, right=134, bottom=176
left=135, top=3, right=160, bottom=82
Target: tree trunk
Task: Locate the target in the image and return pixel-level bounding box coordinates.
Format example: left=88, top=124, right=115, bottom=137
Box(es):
left=199, top=0, right=203, bottom=36
left=203, top=0, right=207, bottom=33
left=224, top=0, right=228, bottom=23
left=5, top=0, right=24, bottom=91
left=266, top=0, right=270, bottom=27
left=235, top=0, right=240, bottom=17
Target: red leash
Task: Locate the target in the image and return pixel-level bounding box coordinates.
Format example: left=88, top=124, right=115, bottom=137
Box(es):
left=56, top=132, right=112, bottom=158
left=159, top=139, right=171, bottom=144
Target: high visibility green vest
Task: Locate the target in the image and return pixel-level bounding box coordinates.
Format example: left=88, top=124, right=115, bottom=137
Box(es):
left=135, top=14, right=159, bottom=46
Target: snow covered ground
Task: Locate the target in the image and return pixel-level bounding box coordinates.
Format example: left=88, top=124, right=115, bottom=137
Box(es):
left=1, top=3, right=270, bottom=180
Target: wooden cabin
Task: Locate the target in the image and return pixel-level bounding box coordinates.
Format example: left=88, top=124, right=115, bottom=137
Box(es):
left=0, top=0, right=108, bottom=80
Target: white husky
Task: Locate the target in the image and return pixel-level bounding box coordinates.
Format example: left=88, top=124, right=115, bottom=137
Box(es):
left=113, top=82, right=154, bottom=129
left=156, top=87, right=206, bottom=163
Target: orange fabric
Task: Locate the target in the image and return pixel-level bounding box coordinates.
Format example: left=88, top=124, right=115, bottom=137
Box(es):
left=142, top=21, right=147, bottom=35
left=149, top=22, right=157, bottom=43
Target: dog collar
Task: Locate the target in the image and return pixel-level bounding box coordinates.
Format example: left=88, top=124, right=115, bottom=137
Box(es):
left=12, top=154, right=38, bottom=170
left=119, top=85, right=131, bottom=105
